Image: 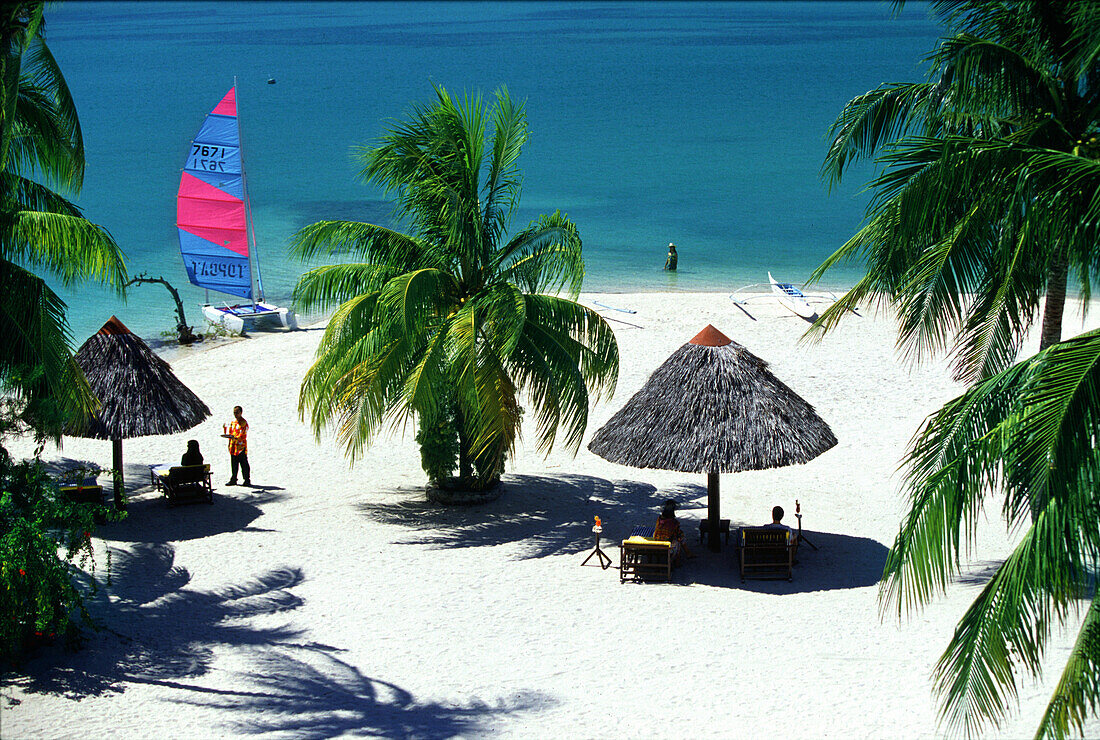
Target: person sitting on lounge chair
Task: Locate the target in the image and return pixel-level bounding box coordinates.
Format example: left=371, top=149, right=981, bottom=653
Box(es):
left=653, top=499, right=693, bottom=565
left=181, top=439, right=204, bottom=467
left=764, top=505, right=798, bottom=555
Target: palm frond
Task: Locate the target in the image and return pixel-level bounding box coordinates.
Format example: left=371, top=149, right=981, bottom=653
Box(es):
left=1036, top=596, right=1100, bottom=740
left=932, top=34, right=1058, bottom=125
left=299, top=293, right=420, bottom=460
left=822, top=82, right=938, bottom=188
left=446, top=298, right=519, bottom=469
left=0, top=258, right=96, bottom=424
left=932, top=509, right=1084, bottom=739
left=289, top=219, right=433, bottom=267
left=292, top=262, right=402, bottom=313
left=883, top=329, right=1100, bottom=734
left=1, top=169, right=81, bottom=215
left=481, top=86, right=526, bottom=244
left=8, top=209, right=126, bottom=290
left=9, top=78, right=81, bottom=188
left=506, top=294, right=618, bottom=453
left=494, top=211, right=585, bottom=297
left=375, top=267, right=458, bottom=344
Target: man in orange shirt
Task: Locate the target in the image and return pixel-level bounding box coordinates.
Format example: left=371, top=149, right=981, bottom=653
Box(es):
left=223, top=405, right=251, bottom=486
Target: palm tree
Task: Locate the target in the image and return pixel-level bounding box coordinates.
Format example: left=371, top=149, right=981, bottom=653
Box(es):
left=810, top=0, right=1100, bottom=383
left=291, top=85, right=618, bottom=491
left=0, top=2, right=127, bottom=437
left=806, top=2, right=1100, bottom=737
left=888, top=323, right=1100, bottom=740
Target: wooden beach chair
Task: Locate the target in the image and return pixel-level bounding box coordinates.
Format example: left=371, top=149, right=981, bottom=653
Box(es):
left=162, top=464, right=214, bottom=506
left=55, top=473, right=108, bottom=522
left=620, top=525, right=672, bottom=583
left=739, top=526, right=795, bottom=582
left=58, top=476, right=105, bottom=506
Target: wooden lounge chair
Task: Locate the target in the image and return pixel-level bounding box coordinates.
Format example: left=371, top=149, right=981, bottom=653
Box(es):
left=739, top=526, right=795, bottom=582
left=55, top=474, right=107, bottom=522
left=620, top=527, right=672, bottom=583
left=162, top=464, right=214, bottom=506
left=58, top=476, right=105, bottom=506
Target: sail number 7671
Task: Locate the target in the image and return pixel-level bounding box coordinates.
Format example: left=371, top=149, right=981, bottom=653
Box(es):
left=189, top=144, right=233, bottom=172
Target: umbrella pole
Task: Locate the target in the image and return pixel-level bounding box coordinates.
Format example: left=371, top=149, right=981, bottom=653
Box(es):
left=708, top=471, right=720, bottom=552
left=111, top=436, right=125, bottom=510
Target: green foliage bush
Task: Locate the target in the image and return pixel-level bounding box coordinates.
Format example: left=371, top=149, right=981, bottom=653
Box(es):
left=415, top=407, right=459, bottom=483
left=0, top=447, right=116, bottom=664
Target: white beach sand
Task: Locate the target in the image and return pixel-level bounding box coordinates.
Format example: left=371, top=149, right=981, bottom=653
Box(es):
left=5, top=291, right=1100, bottom=739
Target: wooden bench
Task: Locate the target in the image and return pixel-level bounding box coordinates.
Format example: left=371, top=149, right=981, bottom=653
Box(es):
left=162, top=464, right=214, bottom=506
left=620, top=536, right=671, bottom=583
left=739, top=526, right=795, bottom=582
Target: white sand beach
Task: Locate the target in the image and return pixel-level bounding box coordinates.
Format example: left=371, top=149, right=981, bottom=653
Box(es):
left=6, top=291, right=1100, bottom=739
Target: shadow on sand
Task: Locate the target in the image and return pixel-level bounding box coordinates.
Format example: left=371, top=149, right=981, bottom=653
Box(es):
left=6, top=542, right=305, bottom=700
left=6, top=543, right=540, bottom=738
left=38, top=455, right=287, bottom=542
left=361, top=474, right=888, bottom=592
left=168, top=647, right=546, bottom=739
left=671, top=526, right=890, bottom=593
left=98, top=488, right=285, bottom=543
left=359, top=473, right=705, bottom=560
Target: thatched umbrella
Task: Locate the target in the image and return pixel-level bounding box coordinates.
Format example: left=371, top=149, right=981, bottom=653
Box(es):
left=67, top=316, right=211, bottom=508
left=588, top=324, right=837, bottom=552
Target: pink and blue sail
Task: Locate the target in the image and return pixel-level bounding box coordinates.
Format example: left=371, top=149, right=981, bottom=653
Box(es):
left=176, top=87, right=253, bottom=300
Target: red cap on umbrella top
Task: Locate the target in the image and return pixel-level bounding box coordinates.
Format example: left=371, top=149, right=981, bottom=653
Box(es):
left=688, top=324, right=731, bottom=347
left=97, top=316, right=132, bottom=336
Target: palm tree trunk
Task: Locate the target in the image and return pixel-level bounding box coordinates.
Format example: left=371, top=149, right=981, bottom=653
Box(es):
left=455, top=407, right=473, bottom=480
left=1039, top=258, right=1068, bottom=351
left=1031, top=257, right=1069, bottom=522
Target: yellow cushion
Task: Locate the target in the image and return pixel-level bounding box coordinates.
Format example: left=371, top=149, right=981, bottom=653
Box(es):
left=622, top=537, right=671, bottom=547
left=59, top=483, right=101, bottom=492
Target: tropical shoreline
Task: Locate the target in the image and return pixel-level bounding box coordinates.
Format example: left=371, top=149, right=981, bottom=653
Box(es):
left=8, top=290, right=1100, bottom=738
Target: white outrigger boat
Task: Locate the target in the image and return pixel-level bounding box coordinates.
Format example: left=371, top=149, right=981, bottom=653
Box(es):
left=176, top=83, right=297, bottom=334
left=768, top=272, right=817, bottom=319
left=729, top=273, right=838, bottom=319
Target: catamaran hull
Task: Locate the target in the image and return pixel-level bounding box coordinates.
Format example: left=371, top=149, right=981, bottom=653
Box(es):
left=768, top=272, right=816, bottom=319
left=202, top=303, right=298, bottom=334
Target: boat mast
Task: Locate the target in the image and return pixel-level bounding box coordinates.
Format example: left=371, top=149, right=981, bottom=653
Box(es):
left=234, top=76, right=265, bottom=306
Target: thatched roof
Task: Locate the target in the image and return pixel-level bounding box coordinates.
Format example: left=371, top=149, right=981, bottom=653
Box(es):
left=588, top=325, right=836, bottom=473
left=67, top=316, right=211, bottom=439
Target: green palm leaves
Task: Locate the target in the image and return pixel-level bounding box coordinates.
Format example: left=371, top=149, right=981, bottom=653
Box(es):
left=811, top=1, right=1100, bottom=382
left=810, top=2, right=1100, bottom=737
left=0, top=2, right=126, bottom=434
left=293, top=86, right=617, bottom=486
left=886, top=329, right=1100, bottom=739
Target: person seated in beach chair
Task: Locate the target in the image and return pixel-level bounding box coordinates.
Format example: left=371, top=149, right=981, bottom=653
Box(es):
left=763, top=505, right=798, bottom=559
left=653, top=499, right=693, bottom=566
left=181, top=439, right=203, bottom=467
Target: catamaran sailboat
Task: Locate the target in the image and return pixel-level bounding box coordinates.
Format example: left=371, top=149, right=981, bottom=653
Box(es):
left=176, top=84, right=296, bottom=334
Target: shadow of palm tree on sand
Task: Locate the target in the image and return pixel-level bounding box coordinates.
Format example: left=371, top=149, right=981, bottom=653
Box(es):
left=7, top=545, right=549, bottom=737
left=7, top=542, right=305, bottom=699
left=359, top=473, right=706, bottom=560
left=362, top=473, right=888, bottom=593
left=170, top=647, right=546, bottom=739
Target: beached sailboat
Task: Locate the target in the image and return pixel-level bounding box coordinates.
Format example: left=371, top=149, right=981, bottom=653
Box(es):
left=176, top=84, right=296, bottom=334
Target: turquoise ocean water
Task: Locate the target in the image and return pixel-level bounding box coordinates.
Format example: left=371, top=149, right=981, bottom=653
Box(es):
left=43, top=1, right=941, bottom=343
